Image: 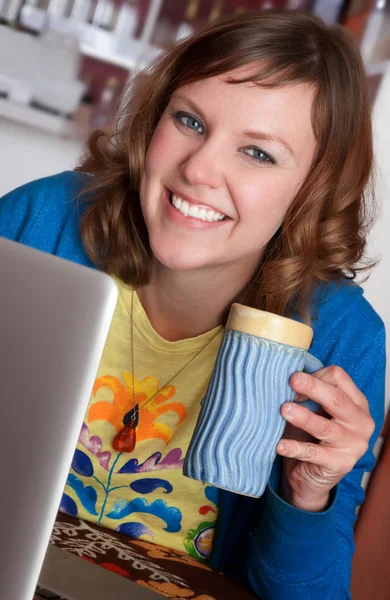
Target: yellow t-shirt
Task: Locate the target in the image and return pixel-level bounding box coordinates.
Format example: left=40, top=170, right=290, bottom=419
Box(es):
left=61, top=277, right=224, bottom=562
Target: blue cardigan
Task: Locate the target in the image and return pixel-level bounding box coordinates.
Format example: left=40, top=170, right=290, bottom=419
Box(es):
left=0, top=171, right=386, bottom=599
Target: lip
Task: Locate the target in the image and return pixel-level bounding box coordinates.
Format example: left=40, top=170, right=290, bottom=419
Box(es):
left=163, top=187, right=229, bottom=229
left=169, top=186, right=228, bottom=217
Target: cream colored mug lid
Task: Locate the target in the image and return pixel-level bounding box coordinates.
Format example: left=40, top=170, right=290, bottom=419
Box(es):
left=226, top=303, right=313, bottom=350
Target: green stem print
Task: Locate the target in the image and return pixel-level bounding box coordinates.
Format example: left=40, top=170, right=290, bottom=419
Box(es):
left=98, top=452, right=122, bottom=523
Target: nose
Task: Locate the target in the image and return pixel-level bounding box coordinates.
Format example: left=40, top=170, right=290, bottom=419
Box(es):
left=180, top=139, right=224, bottom=189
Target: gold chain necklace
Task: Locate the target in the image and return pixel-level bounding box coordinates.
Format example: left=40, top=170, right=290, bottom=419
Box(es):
left=112, top=290, right=222, bottom=452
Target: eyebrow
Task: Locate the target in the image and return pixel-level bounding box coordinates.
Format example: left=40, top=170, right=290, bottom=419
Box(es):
left=243, top=130, right=296, bottom=158
left=173, top=94, right=207, bottom=122
left=172, top=94, right=296, bottom=158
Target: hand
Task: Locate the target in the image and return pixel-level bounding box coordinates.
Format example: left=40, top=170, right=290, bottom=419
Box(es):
left=276, top=366, right=375, bottom=512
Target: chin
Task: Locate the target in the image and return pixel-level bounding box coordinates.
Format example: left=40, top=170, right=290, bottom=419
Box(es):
left=150, top=240, right=207, bottom=272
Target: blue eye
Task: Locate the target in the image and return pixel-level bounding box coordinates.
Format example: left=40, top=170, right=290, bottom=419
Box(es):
left=175, top=112, right=204, bottom=134
left=244, top=147, right=276, bottom=165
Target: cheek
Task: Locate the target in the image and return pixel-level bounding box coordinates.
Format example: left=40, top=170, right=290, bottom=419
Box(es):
left=236, top=174, right=298, bottom=222
left=144, top=122, right=176, bottom=176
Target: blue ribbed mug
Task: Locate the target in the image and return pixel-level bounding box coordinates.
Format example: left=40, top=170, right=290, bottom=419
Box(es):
left=183, top=303, right=323, bottom=498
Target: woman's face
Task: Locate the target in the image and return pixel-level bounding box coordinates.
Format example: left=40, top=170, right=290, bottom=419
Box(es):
left=140, top=67, right=317, bottom=276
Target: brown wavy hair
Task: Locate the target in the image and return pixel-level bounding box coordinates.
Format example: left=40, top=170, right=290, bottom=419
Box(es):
left=76, top=9, right=375, bottom=324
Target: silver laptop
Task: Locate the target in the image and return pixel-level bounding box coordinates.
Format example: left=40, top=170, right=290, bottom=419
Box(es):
left=0, top=238, right=162, bottom=600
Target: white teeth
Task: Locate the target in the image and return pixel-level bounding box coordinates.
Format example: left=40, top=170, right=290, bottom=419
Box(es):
left=172, top=196, right=182, bottom=210
left=171, top=193, right=226, bottom=222
left=180, top=200, right=189, bottom=216
left=189, top=205, right=200, bottom=218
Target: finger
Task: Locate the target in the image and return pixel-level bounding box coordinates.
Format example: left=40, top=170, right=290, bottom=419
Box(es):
left=283, top=421, right=317, bottom=445
left=290, top=371, right=368, bottom=425
left=276, top=439, right=356, bottom=472
left=293, top=392, right=307, bottom=403
left=291, top=366, right=368, bottom=410
left=281, top=402, right=359, bottom=448
left=293, top=392, right=328, bottom=419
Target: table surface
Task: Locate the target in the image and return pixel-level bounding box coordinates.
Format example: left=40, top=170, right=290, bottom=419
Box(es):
left=49, top=511, right=256, bottom=600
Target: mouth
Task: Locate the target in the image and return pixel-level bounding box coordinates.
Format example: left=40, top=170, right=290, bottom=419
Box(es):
left=168, top=190, right=228, bottom=223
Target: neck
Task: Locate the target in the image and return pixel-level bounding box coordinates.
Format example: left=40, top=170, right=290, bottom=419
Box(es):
left=137, top=260, right=259, bottom=341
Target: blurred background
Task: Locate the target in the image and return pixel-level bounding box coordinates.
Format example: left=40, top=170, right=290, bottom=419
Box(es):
left=0, top=0, right=389, bottom=401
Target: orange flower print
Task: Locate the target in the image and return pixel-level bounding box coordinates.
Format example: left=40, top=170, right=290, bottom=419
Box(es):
left=88, top=373, right=147, bottom=432
left=88, top=372, right=186, bottom=444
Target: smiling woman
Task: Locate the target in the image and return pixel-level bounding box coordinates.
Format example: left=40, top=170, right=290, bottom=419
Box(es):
left=0, top=8, right=385, bottom=600
left=78, top=9, right=373, bottom=328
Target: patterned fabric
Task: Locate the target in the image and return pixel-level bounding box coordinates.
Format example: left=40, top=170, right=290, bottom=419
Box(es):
left=50, top=512, right=257, bottom=599
left=61, top=277, right=224, bottom=561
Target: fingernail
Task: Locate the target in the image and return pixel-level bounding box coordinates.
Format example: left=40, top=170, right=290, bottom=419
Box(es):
left=298, top=372, right=306, bottom=385
left=286, top=402, right=296, bottom=416
left=277, top=441, right=286, bottom=454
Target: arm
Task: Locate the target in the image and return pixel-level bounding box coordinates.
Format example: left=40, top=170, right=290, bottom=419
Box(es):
left=246, top=326, right=385, bottom=599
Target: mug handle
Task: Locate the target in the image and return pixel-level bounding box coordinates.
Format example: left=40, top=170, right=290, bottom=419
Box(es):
left=298, top=352, right=324, bottom=413
left=303, top=352, right=323, bottom=375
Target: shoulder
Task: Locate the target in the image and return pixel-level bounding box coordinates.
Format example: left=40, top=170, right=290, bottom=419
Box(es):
left=0, top=171, right=94, bottom=265
left=0, top=170, right=86, bottom=206
left=311, top=280, right=385, bottom=382
left=311, top=281, right=385, bottom=426
left=0, top=170, right=88, bottom=239
left=10, top=169, right=87, bottom=195
left=313, top=281, right=383, bottom=341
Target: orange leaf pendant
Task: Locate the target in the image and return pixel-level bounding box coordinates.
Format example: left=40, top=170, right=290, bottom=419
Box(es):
left=113, top=424, right=136, bottom=452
